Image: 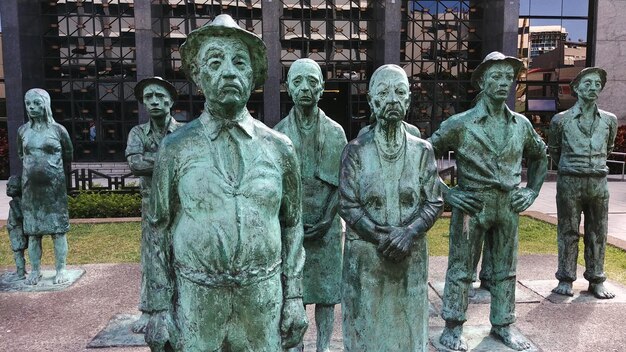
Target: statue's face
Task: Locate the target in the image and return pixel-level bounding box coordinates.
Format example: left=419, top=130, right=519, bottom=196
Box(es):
left=24, top=93, right=46, bottom=120
left=194, top=37, right=253, bottom=113
left=369, top=68, right=410, bottom=123
left=142, top=84, right=173, bottom=119
left=479, top=62, right=515, bottom=102
left=574, top=72, right=603, bottom=102
left=287, top=60, right=323, bottom=108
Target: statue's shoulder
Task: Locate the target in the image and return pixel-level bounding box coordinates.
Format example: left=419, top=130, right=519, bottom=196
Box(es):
left=598, top=108, right=617, bottom=123
left=273, top=115, right=293, bottom=133
left=407, top=132, right=434, bottom=152
left=255, top=119, right=296, bottom=154
left=511, top=111, right=533, bottom=126
left=51, top=122, right=70, bottom=136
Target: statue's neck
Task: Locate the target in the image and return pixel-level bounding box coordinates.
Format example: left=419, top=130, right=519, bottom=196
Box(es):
left=294, top=105, right=319, bottom=129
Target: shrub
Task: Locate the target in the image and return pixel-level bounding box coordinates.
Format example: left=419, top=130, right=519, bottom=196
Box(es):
left=68, top=191, right=142, bottom=218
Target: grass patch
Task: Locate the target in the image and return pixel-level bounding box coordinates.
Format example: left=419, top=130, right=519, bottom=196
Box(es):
left=2, top=216, right=626, bottom=286
left=0, top=222, right=141, bottom=266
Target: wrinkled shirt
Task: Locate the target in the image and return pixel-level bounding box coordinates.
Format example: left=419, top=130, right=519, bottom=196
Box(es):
left=125, top=117, right=183, bottom=196
left=145, top=110, right=305, bottom=312
left=429, top=99, right=547, bottom=191
left=549, top=103, right=617, bottom=177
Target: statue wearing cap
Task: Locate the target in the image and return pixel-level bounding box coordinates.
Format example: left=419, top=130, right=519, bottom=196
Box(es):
left=549, top=67, right=617, bottom=299
left=429, top=51, right=547, bottom=351
left=125, top=76, right=183, bottom=333
left=144, top=14, right=308, bottom=351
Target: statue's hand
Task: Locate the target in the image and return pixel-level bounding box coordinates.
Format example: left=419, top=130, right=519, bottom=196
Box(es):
left=280, top=297, right=308, bottom=349
left=145, top=311, right=175, bottom=352
left=445, top=188, right=483, bottom=215
left=304, top=219, right=332, bottom=241
left=376, top=225, right=417, bottom=262
left=511, top=187, right=538, bottom=213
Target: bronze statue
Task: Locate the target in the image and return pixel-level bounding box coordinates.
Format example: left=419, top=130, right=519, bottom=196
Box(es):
left=6, top=175, right=27, bottom=281
left=275, top=58, right=346, bottom=352
left=17, top=88, right=73, bottom=286
left=549, top=67, right=617, bottom=299
left=143, top=15, right=307, bottom=351
left=126, top=77, right=183, bottom=333
left=430, top=52, right=548, bottom=351
left=339, top=64, right=443, bottom=351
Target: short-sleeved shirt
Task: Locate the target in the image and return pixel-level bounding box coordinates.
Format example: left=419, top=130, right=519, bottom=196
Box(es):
left=549, top=103, right=617, bottom=177
left=428, top=99, right=547, bottom=191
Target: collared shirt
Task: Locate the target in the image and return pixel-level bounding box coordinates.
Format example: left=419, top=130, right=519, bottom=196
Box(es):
left=429, top=99, right=547, bottom=191
left=145, top=110, right=305, bottom=312
left=549, top=102, right=617, bottom=176
left=125, top=116, right=183, bottom=195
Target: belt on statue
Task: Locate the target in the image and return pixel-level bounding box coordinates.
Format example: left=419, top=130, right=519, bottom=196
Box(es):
left=175, top=260, right=281, bottom=288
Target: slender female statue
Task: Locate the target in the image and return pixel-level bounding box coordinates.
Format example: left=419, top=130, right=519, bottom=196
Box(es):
left=17, top=88, right=73, bottom=285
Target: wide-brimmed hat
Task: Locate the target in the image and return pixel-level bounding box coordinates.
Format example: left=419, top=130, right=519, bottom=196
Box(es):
left=179, top=14, right=268, bottom=90
left=570, top=67, right=607, bottom=91
left=471, top=51, right=523, bottom=88
left=134, top=76, right=178, bottom=102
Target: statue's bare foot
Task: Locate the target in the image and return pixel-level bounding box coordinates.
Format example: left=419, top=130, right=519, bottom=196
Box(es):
left=8, top=271, right=26, bottom=282
left=132, top=313, right=149, bottom=334
left=25, top=270, right=42, bottom=285
left=440, top=323, right=467, bottom=351
left=589, top=283, right=615, bottom=299
left=491, top=325, right=531, bottom=351
left=53, top=269, right=69, bottom=284
left=551, top=281, right=573, bottom=296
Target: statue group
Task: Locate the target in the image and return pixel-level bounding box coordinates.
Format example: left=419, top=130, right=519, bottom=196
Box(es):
left=8, top=13, right=617, bottom=352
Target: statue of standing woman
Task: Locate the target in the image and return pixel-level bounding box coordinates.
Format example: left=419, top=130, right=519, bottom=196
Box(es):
left=17, top=88, right=73, bottom=285
left=339, top=64, right=443, bottom=351
left=275, top=58, right=346, bottom=352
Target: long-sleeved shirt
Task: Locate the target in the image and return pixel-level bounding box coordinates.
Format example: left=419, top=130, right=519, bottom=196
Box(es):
left=428, top=99, right=547, bottom=192
left=145, top=110, right=305, bottom=312
left=549, top=102, right=618, bottom=177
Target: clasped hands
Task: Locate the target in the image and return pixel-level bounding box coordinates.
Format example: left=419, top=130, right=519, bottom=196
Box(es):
left=375, top=225, right=421, bottom=263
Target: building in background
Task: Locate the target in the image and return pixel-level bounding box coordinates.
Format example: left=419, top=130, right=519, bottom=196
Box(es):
left=1, top=0, right=623, bottom=176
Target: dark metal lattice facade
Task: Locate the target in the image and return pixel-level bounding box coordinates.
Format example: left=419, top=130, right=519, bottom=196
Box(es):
left=401, top=0, right=482, bottom=135
left=279, top=1, right=377, bottom=139
left=151, top=0, right=264, bottom=122
left=42, top=0, right=137, bottom=161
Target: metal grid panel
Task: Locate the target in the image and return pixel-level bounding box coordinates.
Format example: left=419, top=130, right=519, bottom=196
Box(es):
left=42, top=0, right=137, bottom=161
left=401, top=0, right=482, bottom=135
left=151, top=0, right=264, bottom=122
left=279, top=1, right=377, bottom=139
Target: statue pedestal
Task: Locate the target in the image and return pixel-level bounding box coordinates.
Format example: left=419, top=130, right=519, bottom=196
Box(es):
left=429, top=325, right=540, bottom=352
left=87, top=314, right=146, bottom=348
left=0, top=268, right=84, bottom=292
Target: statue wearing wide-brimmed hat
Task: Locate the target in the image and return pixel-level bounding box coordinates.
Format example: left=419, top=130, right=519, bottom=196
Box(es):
left=549, top=67, right=617, bottom=300
left=144, top=14, right=308, bottom=351
left=429, top=51, right=547, bottom=351
left=126, top=76, right=183, bottom=334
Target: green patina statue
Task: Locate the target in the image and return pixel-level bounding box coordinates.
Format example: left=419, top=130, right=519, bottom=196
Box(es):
left=339, top=64, right=443, bottom=351
left=549, top=67, right=617, bottom=299
left=17, top=88, right=73, bottom=286
left=126, top=77, right=184, bottom=333
left=274, top=58, right=346, bottom=352
left=143, top=14, right=308, bottom=351
left=429, top=52, right=548, bottom=351
left=6, top=175, right=28, bottom=281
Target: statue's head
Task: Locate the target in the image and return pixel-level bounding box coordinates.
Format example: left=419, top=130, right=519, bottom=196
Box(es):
left=368, top=64, right=411, bottom=124
left=135, top=77, right=177, bottom=120
left=570, top=67, right=607, bottom=102
left=24, top=88, right=54, bottom=124
left=287, top=58, right=324, bottom=108
left=6, top=175, right=21, bottom=197
left=471, top=51, right=523, bottom=103
left=180, top=14, right=267, bottom=112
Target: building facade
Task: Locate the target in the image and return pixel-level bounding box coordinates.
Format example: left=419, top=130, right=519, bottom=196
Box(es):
left=1, top=0, right=618, bottom=176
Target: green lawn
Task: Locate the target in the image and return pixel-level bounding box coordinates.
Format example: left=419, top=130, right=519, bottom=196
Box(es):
left=2, top=217, right=626, bottom=285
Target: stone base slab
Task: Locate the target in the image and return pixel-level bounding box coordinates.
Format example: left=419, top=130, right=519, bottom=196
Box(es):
left=429, top=325, right=540, bottom=352
left=519, top=279, right=626, bottom=303
left=0, top=269, right=85, bottom=292
left=87, top=314, right=146, bottom=348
